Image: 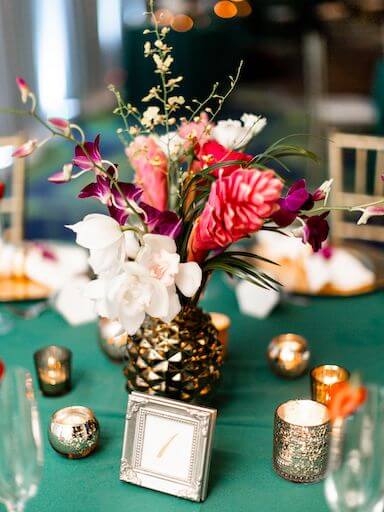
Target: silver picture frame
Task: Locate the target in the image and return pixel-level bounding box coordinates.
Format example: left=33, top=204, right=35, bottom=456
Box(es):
left=120, top=391, right=217, bottom=502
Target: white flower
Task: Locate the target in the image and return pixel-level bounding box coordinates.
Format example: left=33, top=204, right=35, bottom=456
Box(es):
left=66, top=214, right=125, bottom=276
left=85, top=262, right=170, bottom=335
left=212, top=113, right=267, bottom=150
left=136, top=234, right=202, bottom=297
left=141, top=106, right=163, bottom=128
left=156, top=132, right=184, bottom=159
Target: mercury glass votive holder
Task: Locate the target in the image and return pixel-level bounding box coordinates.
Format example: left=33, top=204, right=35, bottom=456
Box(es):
left=267, top=334, right=310, bottom=378
left=311, top=364, right=350, bottom=406
left=48, top=406, right=99, bottom=458
left=210, top=312, right=231, bottom=358
left=98, top=318, right=128, bottom=361
left=273, top=399, right=330, bottom=483
left=33, top=345, right=72, bottom=397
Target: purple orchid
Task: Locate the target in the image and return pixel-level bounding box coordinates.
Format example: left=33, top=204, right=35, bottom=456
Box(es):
left=302, top=212, right=329, bottom=252
left=78, top=167, right=116, bottom=204
left=140, top=203, right=182, bottom=239
left=109, top=182, right=143, bottom=225
left=78, top=171, right=182, bottom=239
left=272, top=178, right=329, bottom=228
left=273, top=179, right=314, bottom=227
left=73, top=134, right=102, bottom=171
left=78, top=167, right=143, bottom=225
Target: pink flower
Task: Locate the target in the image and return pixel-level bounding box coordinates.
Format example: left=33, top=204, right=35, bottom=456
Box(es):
left=48, top=117, right=70, bottom=135
left=48, top=164, right=74, bottom=183
left=197, top=140, right=253, bottom=177
left=188, top=168, right=283, bottom=262
left=178, top=112, right=212, bottom=148
left=12, top=139, right=38, bottom=158
left=355, top=205, right=384, bottom=225
left=73, top=135, right=102, bottom=171
left=126, top=135, right=168, bottom=211
left=16, top=77, right=31, bottom=104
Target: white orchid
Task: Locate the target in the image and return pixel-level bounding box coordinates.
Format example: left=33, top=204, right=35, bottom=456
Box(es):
left=156, top=132, right=184, bottom=159
left=85, top=262, right=170, bottom=335
left=66, top=214, right=126, bottom=276
left=136, top=234, right=202, bottom=297
left=212, top=113, right=266, bottom=150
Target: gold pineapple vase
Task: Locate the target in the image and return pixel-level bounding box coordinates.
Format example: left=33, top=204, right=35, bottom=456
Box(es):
left=124, top=305, right=223, bottom=402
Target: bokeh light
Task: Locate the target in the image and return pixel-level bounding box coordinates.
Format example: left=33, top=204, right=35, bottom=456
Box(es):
left=214, top=1, right=238, bottom=19
left=171, top=14, right=194, bottom=32
left=154, top=8, right=174, bottom=26
left=236, top=1, right=252, bottom=17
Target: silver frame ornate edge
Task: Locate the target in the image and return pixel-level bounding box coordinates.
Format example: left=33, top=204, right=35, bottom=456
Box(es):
left=120, top=391, right=217, bottom=502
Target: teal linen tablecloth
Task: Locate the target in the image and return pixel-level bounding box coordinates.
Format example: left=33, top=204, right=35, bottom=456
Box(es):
left=1, top=274, right=384, bottom=512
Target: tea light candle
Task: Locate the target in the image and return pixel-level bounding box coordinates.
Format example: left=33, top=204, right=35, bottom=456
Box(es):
left=98, top=318, right=128, bottom=361
left=48, top=406, right=99, bottom=458
left=34, top=345, right=72, bottom=396
left=273, top=399, right=330, bottom=483
left=311, top=364, right=350, bottom=406
left=210, top=312, right=231, bottom=357
left=267, top=333, right=310, bottom=378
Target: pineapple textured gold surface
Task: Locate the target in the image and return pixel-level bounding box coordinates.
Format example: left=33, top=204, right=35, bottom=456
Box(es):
left=124, top=306, right=223, bottom=402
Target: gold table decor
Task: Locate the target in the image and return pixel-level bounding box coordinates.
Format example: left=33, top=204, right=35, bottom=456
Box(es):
left=210, top=312, right=231, bottom=358
left=48, top=406, right=99, bottom=458
left=33, top=345, right=72, bottom=396
left=311, top=364, right=350, bottom=406
left=98, top=317, right=128, bottom=361
left=267, top=333, right=310, bottom=378
left=273, top=399, right=330, bottom=483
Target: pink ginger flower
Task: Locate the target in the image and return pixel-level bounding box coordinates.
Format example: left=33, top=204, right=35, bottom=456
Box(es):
left=188, top=168, right=283, bottom=262
left=16, top=77, right=31, bottom=104
left=12, top=139, right=38, bottom=158
left=126, top=135, right=168, bottom=211
left=178, top=112, right=212, bottom=148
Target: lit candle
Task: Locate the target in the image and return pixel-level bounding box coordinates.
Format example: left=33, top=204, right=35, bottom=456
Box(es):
left=267, top=334, right=310, bottom=378
left=210, top=312, right=231, bottom=357
left=48, top=406, right=99, bottom=458
left=273, top=399, right=330, bottom=483
left=34, top=345, right=72, bottom=397
left=311, top=364, right=350, bottom=406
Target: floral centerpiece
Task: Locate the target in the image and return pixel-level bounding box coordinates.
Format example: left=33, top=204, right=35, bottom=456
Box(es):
left=7, top=3, right=384, bottom=400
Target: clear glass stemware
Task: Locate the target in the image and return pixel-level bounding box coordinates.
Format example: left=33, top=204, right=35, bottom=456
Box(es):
left=0, top=367, right=44, bottom=511
left=324, top=384, right=384, bottom=512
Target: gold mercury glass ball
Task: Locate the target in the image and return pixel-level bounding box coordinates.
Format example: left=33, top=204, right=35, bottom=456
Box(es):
left=267, top=334, right=310, bottom=378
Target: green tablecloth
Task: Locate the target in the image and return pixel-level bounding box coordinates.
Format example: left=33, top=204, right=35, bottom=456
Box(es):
left=1, top=274, right=384, bottom=512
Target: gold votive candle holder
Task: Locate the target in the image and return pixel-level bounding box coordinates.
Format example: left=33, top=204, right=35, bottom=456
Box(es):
left=267, top=333, right=310, bottom=378
left=311, top=364, right=350, bottom=406
left=48, top=406, right=99, bottom=458
left=34, top=345, right=72, bottom=397
left=210, top=312, right=231, bottom=358
left=273, top=399, right=330, bottom=483
left=98, top=318, right=128, bottom=361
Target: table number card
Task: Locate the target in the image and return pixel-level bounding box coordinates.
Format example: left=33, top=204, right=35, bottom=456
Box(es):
left=120, top=392, right=217, bottom=502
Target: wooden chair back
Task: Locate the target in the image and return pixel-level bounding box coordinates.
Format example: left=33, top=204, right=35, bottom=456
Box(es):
left=329, top=132, right=384, bottom=242
left=0, top=135, right=25, bottom=244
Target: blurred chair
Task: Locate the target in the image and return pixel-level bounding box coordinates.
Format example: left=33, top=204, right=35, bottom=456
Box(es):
left=329, top=131, right=384, bottom=242
left=0, top=135, right=25, bottom=244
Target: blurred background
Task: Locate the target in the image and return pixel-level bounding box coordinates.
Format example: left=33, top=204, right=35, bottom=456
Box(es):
left=2, top=0, right=384, bottom=240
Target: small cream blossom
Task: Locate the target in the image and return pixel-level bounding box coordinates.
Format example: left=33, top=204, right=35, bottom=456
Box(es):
left=141, top=106, right=164, bottom=128
left=144, top=41, right=152, bottom=57
left=142, top=86, right=161, bottom=102
left=153, top=54, right=173, bottom=73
